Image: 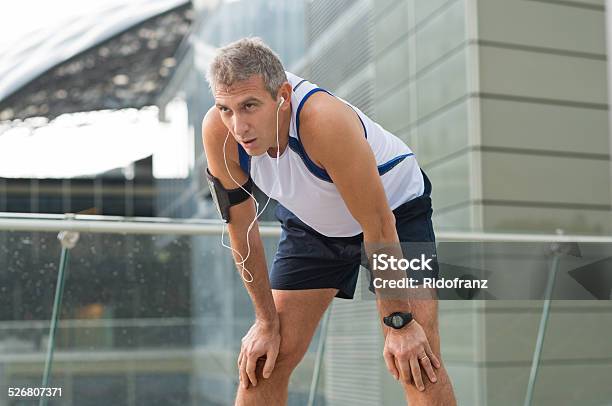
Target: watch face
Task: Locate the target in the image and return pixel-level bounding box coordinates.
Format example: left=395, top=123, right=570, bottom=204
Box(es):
left=392, top=315, right=403, bottom=328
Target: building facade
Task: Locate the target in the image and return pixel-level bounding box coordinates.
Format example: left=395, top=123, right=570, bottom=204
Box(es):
left=294, top=0, right=612, bottom=404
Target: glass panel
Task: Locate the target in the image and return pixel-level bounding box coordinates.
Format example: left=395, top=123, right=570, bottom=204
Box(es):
left=0, top=229, right=327, bottom=405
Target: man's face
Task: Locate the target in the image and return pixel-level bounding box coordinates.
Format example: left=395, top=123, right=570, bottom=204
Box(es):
left=214, top=74, right=280, bottom=156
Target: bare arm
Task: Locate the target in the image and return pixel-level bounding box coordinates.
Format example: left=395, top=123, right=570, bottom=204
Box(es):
left=299, top=93, right=440, bottom=390
left=202, top=106, right=277, bottom=323
left=298, top=93, right=411, bottom=314
left=202, top=107, right=279, bottom=387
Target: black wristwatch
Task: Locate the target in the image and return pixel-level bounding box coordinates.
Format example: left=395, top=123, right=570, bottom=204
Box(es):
left=383, top=312, right=414, bottom=329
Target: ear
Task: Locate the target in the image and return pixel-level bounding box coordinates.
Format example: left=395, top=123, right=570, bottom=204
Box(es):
left=277, top=81, right=292, bottom=110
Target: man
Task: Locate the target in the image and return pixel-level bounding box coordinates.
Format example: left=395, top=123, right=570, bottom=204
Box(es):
left=202, top=37, right=457, bottom=405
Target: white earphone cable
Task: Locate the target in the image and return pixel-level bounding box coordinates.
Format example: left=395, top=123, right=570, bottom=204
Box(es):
left=219, top=98, right=284, bottom=283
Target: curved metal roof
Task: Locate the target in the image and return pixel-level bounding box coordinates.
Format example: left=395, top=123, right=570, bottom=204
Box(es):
left=0, top=0, right=191, bottom=119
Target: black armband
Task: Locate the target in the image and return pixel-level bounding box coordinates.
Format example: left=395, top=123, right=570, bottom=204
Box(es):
left=205, top=167, right=253, bottom=223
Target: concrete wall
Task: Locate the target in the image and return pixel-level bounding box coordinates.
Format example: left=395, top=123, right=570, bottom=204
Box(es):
left=474, top=0, right=611, bottom=236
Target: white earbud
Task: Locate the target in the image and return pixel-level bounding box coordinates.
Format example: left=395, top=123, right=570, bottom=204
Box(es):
left=278, top=96, right=285, bottom=106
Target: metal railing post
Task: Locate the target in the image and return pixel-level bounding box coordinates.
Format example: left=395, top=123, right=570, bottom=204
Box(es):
left=40, top=216, right=80, bottom=406
left=307, top=304, right=332, bottom=406
left=523, top=235, right=564, bottom=406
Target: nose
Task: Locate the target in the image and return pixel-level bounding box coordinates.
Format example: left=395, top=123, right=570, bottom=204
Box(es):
left=232, top=114, right=249, bottom=138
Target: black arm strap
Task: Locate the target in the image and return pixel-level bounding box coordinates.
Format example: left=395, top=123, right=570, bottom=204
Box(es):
left=205, top=167, right=253, bottom=223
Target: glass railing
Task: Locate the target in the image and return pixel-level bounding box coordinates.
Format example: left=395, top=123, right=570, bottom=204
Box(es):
left=0, top=214, right=329, bottom=406
left=1, top=213, right=611, bottom=405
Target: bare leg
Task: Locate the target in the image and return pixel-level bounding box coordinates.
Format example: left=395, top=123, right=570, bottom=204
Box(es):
left=379, top=287, right=457, bottom=406
left=235, top=288, right=338, bottom=406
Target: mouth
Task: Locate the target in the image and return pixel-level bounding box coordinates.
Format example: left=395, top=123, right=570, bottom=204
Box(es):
left=242, top=138, right=256, bottom=147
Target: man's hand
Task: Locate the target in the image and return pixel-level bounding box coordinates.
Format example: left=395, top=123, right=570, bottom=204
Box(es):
left=238, top=317, right=281, bottom=389
left=383, top=320, right=441, bottom=391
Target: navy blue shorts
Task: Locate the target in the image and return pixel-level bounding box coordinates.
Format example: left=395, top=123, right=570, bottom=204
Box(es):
left=270, top=171, right=439, bottom=299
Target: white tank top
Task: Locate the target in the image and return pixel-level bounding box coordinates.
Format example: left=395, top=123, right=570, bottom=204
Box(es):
left=238, top=72, right=425, bottom=237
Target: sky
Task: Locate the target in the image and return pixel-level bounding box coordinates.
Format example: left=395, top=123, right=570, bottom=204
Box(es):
left=0, top=0, right=194, bottom=179
left=0, top=103, right=192, bottom=179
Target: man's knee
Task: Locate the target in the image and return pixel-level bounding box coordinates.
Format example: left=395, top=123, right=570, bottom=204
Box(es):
left=271, top=328, right=313, bottom=377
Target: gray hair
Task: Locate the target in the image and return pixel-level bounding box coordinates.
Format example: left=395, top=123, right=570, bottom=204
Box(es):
left=207, top=37, right=287, bottom=99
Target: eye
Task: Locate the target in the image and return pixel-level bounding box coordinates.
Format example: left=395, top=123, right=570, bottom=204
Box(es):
left=244, top=103, right=256, bottom=110
left=217, top=106, right=230, bottom=113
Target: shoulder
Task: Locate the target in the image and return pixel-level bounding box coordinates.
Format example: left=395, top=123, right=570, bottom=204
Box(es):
left=202, top=106, right=228, bottom=148
left=298, top=91, right=366, bottom=167
left=298, top=91, right=339, bottom=128
left=202, top=106, right=238, bottom=164
left=201, top=106, right=248, bottom=186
